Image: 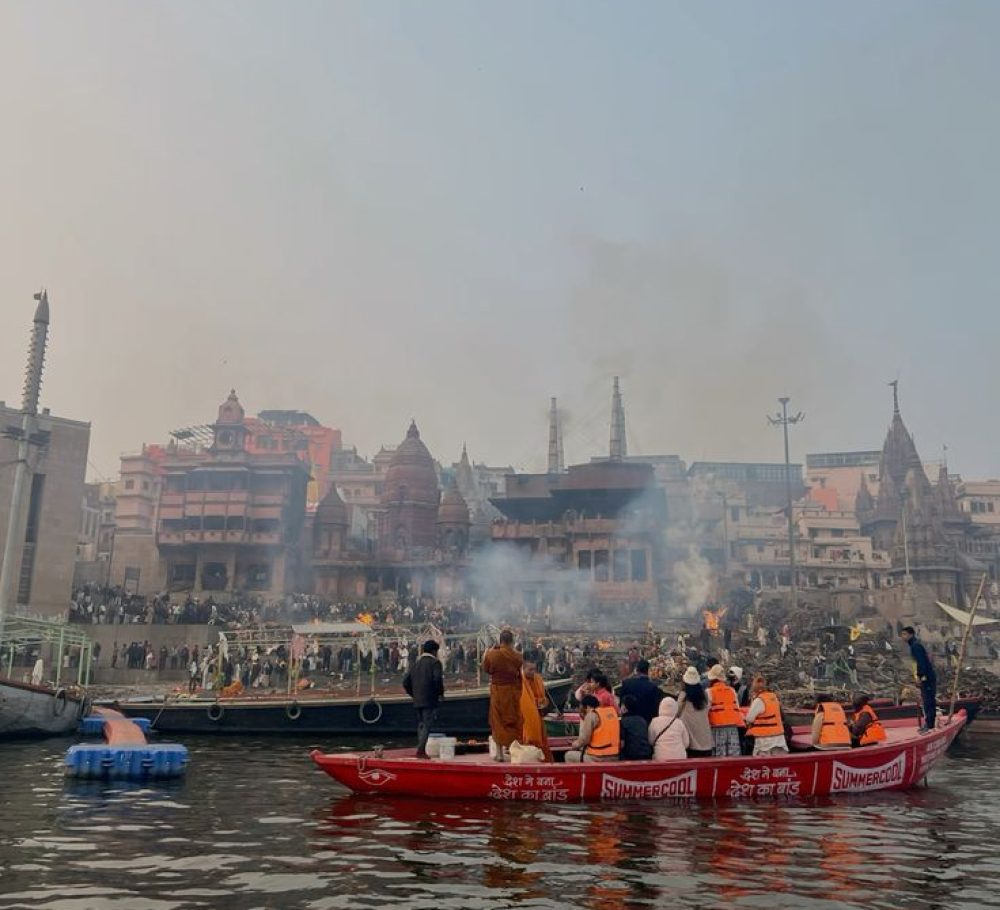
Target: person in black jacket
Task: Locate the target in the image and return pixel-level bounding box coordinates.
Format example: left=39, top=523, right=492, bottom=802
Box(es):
left=619, top=694, right=652, bottom=760
left=618, top=659, right=662, bottom=723
left=902, top=626, right=937, bottom=733
left=402, top=640, right=445, bottom=757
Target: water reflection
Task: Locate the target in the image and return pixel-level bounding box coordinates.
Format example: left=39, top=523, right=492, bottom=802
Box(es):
left=0, top=737, right=997, bottom=909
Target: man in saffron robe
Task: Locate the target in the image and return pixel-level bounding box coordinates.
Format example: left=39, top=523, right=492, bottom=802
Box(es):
left=520, top=665, right=552, bottom=761
left=482, top=630, right=523, bottom=760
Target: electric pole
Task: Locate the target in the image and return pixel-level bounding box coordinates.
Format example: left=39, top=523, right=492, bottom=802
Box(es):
left=768, top=397, right=804, bottom=614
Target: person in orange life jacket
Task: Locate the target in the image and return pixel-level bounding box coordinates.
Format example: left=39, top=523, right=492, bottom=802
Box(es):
left=565, top=695, right=620, bottom=762
left=744, top=675, right=788, bottom=756
left=706, top=664, right=744, bottom=757
left=811, top=694, right=852, bottom=750
left=618, top=694, right=652, bottom=760
left=902, top=626, right=937, bottom=734
left=850, top=694, right=887, bottom=747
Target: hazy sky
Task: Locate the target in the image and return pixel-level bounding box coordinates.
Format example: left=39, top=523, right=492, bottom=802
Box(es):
left=2, top=2, right=999, bottom=481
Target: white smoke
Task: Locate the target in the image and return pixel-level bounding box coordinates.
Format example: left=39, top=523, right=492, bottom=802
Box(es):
left=466, top=542, right=594, bottom=627
left=670, top=544, right=714, bottom=615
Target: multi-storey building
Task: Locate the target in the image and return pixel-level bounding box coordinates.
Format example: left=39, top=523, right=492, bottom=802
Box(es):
left=489, top=460, right=666, bottom=613
left=806, top=451, right=882, bottom=511
left=153, top=391, right=309, bottom=595
left=0, top=403, right=90, bottom=617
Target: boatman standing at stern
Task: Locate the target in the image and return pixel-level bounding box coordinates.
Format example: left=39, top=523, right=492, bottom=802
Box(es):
left=902, top=625, right=937, bottom=734
left=482, top=629, right=523, bottom=761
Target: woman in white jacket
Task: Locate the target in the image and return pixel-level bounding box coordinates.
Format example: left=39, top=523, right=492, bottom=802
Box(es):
left=647, top=696, right=691, bottom=761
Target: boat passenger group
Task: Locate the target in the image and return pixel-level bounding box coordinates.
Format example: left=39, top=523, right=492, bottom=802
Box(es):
left=403, top=626, right=938, bottom=762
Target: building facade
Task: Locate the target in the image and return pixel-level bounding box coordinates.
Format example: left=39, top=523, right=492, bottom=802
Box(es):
left=152, top=391, right=309, bottom=596
left=489, top=460, right=666, bottom=613
left=0, top=403, right=90, bottom=617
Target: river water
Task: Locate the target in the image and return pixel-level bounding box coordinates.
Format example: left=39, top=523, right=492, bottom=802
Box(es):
left=0, top=734, right=998, bottom=910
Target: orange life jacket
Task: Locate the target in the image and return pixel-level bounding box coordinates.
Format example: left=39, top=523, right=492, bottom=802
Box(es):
left=586, top=705, right=621, bottom=758
left=816, top=702, right=851, bottom=747
left=747, top=690, right=784, bottom=738
left=708, top=681, right=745, bottom=728
left=853, top=704, right=887, bottom=746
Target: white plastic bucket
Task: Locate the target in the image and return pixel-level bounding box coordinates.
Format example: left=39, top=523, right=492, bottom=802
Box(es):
left=426, top=733, right=445, bottom=758
left=436, top=736, right=457, bottom=760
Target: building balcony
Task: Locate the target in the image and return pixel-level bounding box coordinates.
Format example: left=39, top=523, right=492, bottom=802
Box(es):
left=251, top=531, right=283, bottom=545
left=252, top=493, right=286, bottom=506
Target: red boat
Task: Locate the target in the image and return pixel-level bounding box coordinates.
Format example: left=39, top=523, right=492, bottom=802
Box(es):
left=310, top=711, right=966, bottom=801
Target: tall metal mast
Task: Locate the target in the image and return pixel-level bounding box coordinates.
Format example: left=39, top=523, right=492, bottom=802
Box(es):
left=547, top=397, right=564, bottom=474
left=609, top=376, right=627, bottom=461
left=768, top=397, right=804, bottom=614
left=0, top=290, right=49, bottom=622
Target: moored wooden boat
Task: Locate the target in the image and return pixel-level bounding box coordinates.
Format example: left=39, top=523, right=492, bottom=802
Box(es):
left=0, top=678, right=88, bottom=739
left=110, top=677, right=574, bottom=736
left=310, top=711, right=966, bottom=801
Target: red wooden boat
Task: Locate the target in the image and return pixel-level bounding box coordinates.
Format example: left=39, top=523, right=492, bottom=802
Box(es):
left=310, top=711, right=966, bottom=801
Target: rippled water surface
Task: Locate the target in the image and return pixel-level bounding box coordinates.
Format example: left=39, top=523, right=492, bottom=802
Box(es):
left=1, top=733, right=999, bottom=910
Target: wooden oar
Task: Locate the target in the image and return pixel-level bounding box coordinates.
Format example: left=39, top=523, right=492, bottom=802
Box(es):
left=947, top=572, right=988, bottom=723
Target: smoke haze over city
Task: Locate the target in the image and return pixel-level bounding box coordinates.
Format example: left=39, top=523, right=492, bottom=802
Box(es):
left=1, top=2, right=998, bottom=478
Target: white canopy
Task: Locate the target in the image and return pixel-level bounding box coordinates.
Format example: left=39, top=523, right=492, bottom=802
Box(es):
left=935, top=601, right=1000, bottom=628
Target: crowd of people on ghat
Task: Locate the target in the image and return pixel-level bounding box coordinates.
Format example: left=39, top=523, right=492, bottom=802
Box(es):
left=401, top=625, right=938, bottom=762
left=69, top=585, right=479, bottom=632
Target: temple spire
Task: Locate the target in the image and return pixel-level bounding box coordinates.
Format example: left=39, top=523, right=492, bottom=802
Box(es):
left=890, top=379, right=900, bottom=417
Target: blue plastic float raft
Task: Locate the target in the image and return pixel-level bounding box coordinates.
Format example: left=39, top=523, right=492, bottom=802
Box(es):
left=65, top=708, right=188, bottom=780
left=79, top=715, right=151, bottom=736
left=65, top=743, right=189, bottom=779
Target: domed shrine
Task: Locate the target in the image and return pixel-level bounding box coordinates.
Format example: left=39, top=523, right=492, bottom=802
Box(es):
left=309, top=421, right=472, bottom=601
left=380, top=421, right=441, bottom=554
left=437, top=483, right=471, bottom=554
left=312, top=483, right=349, bottom=559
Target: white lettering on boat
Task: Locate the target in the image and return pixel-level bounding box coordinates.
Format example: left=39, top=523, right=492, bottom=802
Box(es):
left=726, top=766, right=801, bottom=798
left=599, top=770, right=696, bottom=799
left=830, top=754, right=906, bottom=793
left=916, top=735, right=948, bottom=778
left=488, top=773, right=569, bottom=801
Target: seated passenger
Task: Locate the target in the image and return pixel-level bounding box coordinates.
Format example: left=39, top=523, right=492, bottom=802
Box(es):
left=744, top=675, right=789, bottom=756
left=811, top=695, right=852, bottom=750
left=850, top=694, right=887, bottom=747
left=591, top=672, right=617, bottom=709
left=619, top=694, right=653, bottom=760
left=565, top=695, right=620, bottom=762
left=677, top=666, right=713, bottom=758
left=648, top=695, right=690, bottom=761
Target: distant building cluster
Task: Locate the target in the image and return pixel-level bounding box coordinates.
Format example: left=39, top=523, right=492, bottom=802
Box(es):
left=5, top=363, right=1000, bottom=625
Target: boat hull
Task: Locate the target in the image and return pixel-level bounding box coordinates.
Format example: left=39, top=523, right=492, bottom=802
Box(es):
left=111, top=679, right=574, bottom=736
left=0, top=679, right=87, bottom=739
left=311, top=712, right=966, bottom=801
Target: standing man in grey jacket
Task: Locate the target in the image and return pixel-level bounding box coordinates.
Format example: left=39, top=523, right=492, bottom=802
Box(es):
left=402, top=640, right=444, bottom=758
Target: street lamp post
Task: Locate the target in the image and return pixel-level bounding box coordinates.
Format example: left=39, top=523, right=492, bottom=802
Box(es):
left=768, top=397, right=804, bottom=613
